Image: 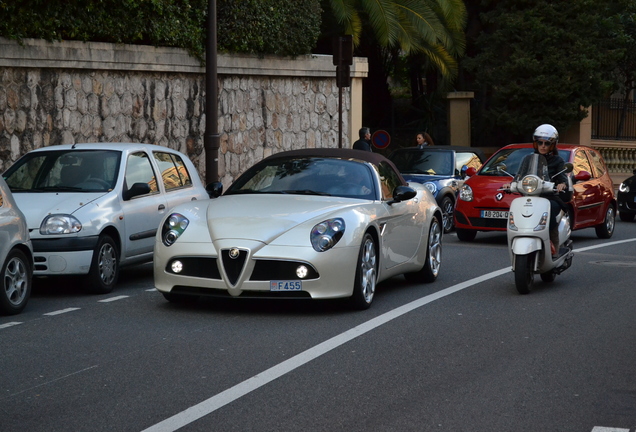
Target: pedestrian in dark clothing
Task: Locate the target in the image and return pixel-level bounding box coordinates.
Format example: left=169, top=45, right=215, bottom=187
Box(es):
left=415, top=131, right=434, bottom=148
left=353, top=127, right=372, bottom=151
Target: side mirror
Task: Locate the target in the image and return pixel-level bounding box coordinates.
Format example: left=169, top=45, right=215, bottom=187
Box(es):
left=564, top=163, right=574, bottom=173
left=206, top=181, right=223, bottom=198
left=122, top=182, right=151, bottom=201
left=387, top=185, right=416, bottom=206
left=495, top=163, right=507, bottom=173
left=464, top=166, right=477, bottom=177
left=574, top=170, right=591, bottom=182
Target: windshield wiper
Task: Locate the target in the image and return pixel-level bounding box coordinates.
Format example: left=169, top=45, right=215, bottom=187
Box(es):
left=280, top=189, right=332, bottom=196
left=30, top=186, right=84, bottom=192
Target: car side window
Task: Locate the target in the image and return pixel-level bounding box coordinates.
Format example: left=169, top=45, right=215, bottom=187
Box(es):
left=153, top=152, right=193, bottom=192
left=377, top=162, right=402, bottom=200
left=587, top=149, right=607, bottom=178
left=455, top=152, right=482, bottom=175
left=125, top=152, right=159, bottom=194
left=573, top=150, right=593, bottom=178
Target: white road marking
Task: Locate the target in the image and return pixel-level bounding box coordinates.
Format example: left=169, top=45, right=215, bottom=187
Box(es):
left=591, top=427, right=630, bottom=432
left=141, top=267, right=511, bottom=432
left=98, top=295, right=129, bottom=303
left=574, top=237, right=636, bottom=253
left=0, top=322, right=22, bottom=329
left=43, top=307, right=81, bottom=316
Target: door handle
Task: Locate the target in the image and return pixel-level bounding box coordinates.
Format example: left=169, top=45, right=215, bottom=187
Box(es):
left=158, top=204, right=166, bottom=211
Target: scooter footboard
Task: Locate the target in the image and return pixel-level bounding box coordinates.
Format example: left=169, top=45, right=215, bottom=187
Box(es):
left=511, top=237, right=542, bottom=255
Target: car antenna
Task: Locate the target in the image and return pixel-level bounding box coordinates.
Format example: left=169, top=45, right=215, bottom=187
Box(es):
left=71, top=143, right=77, bottom=149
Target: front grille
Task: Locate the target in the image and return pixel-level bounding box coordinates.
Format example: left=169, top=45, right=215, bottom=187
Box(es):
left=250, top=260, right=319, bottom=281
left=468, top=217, right=507, bottom=229
left=221, top=249, right=248, bottom=285
left=166, top=257, right=220, bottom=279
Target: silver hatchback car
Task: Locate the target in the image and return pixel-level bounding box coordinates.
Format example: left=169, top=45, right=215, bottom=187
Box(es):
left=0, top=175, right=33, bottom=315
left=3, top=143, right=209, bottom=294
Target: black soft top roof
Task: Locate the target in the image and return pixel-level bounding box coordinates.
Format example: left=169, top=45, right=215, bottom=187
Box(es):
left=261, top=148, right=407, bottom=185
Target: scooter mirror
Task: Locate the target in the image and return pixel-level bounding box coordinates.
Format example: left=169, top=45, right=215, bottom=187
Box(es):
left=496, top=163, right=507, bottom=172
left=564, top=163, right=574, bottom=173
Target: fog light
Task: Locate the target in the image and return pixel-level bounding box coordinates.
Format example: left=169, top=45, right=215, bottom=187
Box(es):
left=171, top=260, right=183, bottom=273
left=296, top=265, right=308, bottom=279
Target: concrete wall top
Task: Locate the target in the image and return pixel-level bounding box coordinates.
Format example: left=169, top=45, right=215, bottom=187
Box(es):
left=0, top=37, right=368, bottom=78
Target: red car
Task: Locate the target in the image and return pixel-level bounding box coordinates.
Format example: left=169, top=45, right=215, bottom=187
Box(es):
left=454, top=143, right=616, bottom=241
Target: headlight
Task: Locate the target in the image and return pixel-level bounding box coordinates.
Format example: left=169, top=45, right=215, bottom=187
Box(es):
left=459, top=184, right=473, bottom=201
left=521, top=175, right=539, bottom=194
left=311, top=218, right=345, bottom=252
left=619, top=183, right=630, bottom=193
left=40, top=214, right=82, bottom=234
left=424, top=182, right=437, bottom=195
left=162, top=213, right=189, bottom=246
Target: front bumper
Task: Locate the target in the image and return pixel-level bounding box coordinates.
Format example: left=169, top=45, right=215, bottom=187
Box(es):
left=454, top=206, right=508, bottom=231
left=31, top=236, right=98, bottom=275
left=617, top=194, right=636, bottom=214
left=154, top=239, right=359, bottom=300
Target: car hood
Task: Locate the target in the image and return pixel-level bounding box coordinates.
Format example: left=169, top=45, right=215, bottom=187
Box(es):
left=12, top=192, right=106, bottom=229
left=205, top=194, right=361, bottom=243
left=464, top=175, right=515, bottom=207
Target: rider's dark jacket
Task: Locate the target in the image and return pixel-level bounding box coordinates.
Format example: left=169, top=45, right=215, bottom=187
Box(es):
left=537, top=150, right=570, bottom=208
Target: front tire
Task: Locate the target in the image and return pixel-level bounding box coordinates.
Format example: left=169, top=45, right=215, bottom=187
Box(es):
left=350, top=233, right=377, bottom=310
left=440, top=196, right=455, bottom=233
left=85, top=234, right=119, bottom=294
left=404, top=217, right=442, bottom=283
left=619, top=211, right=635, bottom=222
left=0, top=249, right=32, bottom=315
left=595, top=204, right=615, bottom=239
left=514, top=253, right=534, bottom=294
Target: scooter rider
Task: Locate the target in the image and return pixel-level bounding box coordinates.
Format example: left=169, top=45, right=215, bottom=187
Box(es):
left=532, top=124, right=568, bottom=257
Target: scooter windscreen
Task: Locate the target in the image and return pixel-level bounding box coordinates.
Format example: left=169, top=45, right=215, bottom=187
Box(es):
left=514, top=153, right=550, bottom=182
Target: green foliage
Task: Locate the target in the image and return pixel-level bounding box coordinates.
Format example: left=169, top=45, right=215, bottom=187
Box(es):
left=217, top=0, right=321, bottom=56
left=463, top=0, right=619, bottom=143
left=0, top=0, right=321, bottom=59
left=325, top=0, right=466, bottom=80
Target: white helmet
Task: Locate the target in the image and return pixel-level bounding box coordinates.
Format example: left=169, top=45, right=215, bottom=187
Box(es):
left=533, top=124, right=559, bottom=153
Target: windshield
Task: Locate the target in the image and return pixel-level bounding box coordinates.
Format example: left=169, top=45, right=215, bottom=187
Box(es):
left=480, top=147, right=569, bottom=176
left=514, top=153, right=550, bottom=182
left=3, top=150, right=121, bottom=193
left=390, top=149, right=453, bottom=176
left=226, top=157, right=377, bottom=199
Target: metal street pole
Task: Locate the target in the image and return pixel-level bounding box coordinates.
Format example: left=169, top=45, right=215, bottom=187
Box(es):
left=204, top=0, right=220, bottom=184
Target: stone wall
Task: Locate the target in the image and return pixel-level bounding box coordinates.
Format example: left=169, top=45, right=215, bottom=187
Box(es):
left=0, top=37, right=368, bottom=186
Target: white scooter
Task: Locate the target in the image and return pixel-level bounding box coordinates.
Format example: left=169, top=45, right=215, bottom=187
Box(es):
left=499, top=153, right=574, bottom=294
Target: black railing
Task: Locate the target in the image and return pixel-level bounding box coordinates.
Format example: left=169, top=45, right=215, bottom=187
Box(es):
left=592, top=98, right=636, bottom=140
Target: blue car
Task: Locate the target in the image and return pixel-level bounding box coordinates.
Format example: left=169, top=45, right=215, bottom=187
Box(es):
left=389, top=146, right=485, bottom=233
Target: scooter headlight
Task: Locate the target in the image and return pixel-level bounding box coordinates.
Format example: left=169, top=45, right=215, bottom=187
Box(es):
left=521, top=175, right=539, bottom=194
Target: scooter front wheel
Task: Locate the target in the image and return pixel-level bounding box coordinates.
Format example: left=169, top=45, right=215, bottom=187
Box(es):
left=514, top=253, right=534, bottom=294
